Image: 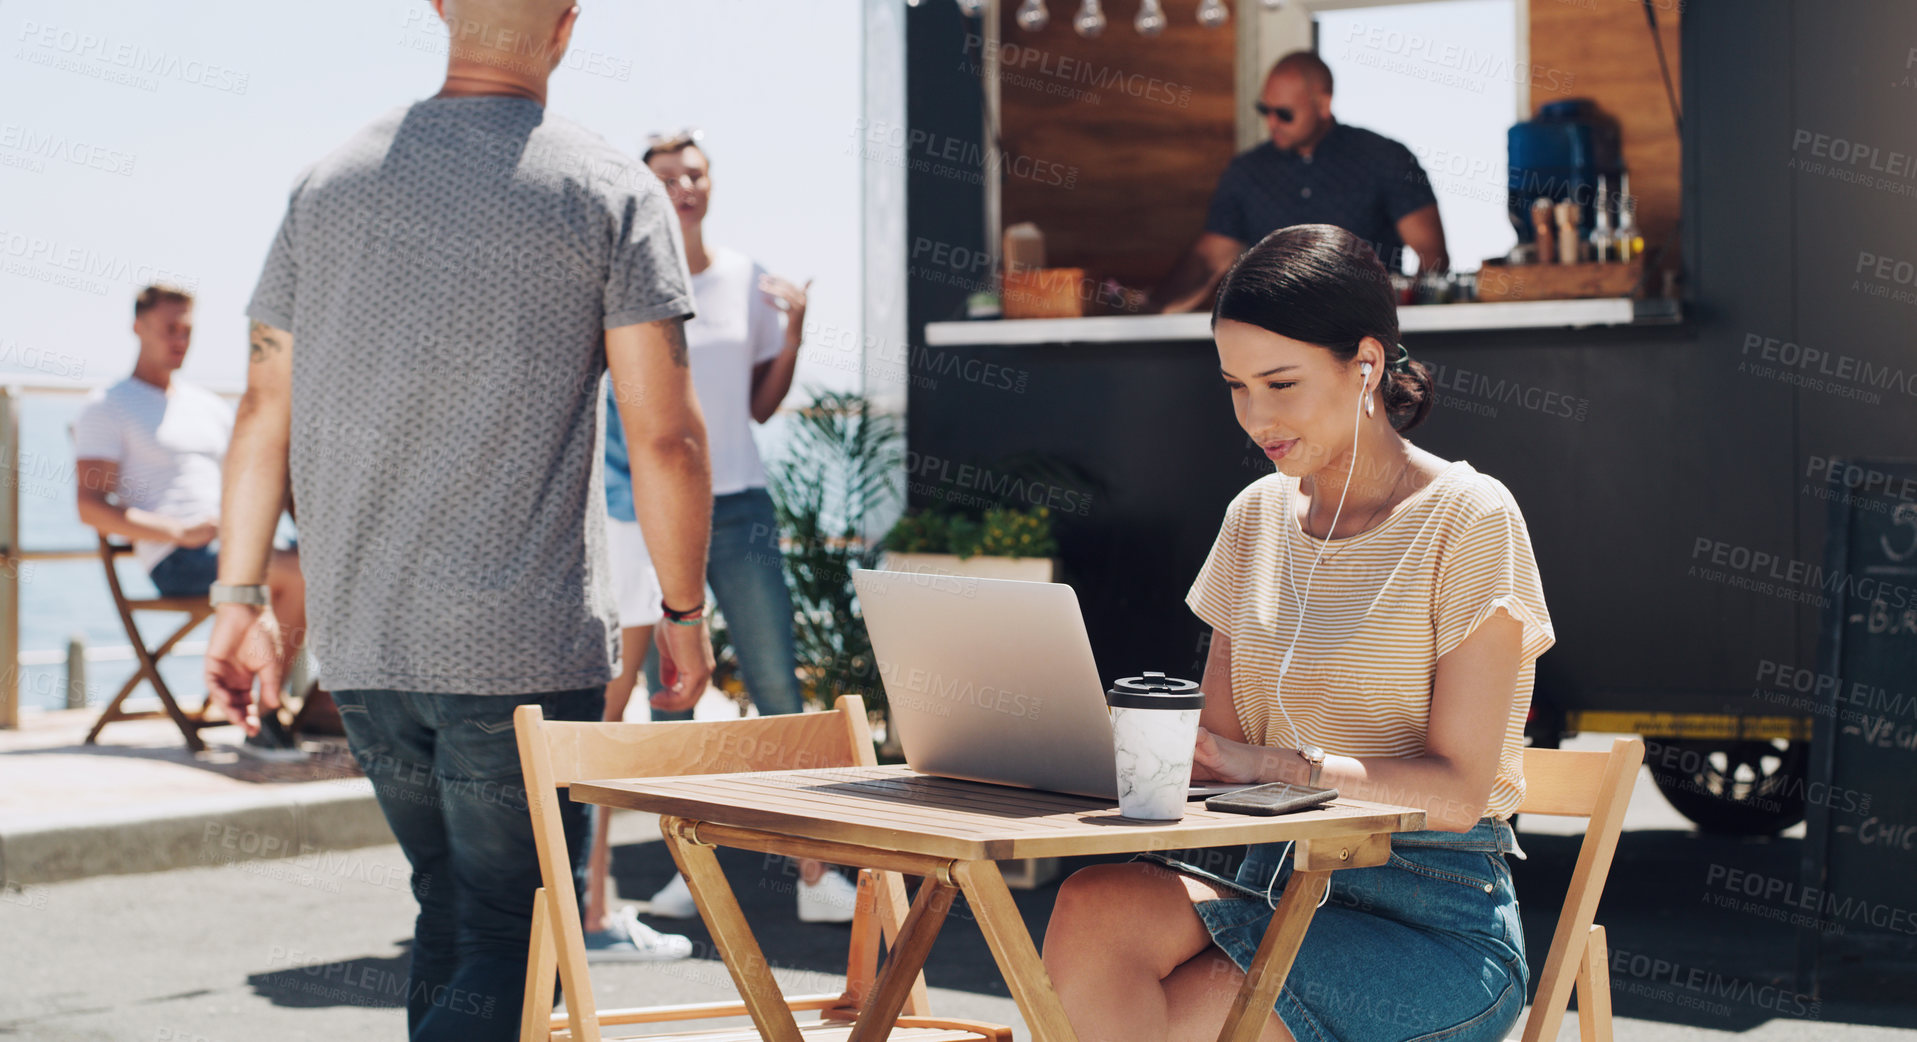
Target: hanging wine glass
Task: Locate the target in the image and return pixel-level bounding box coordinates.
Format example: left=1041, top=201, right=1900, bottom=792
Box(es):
left=1074, top=0, right=1107, bottom=37
left=1015, top=0, right=1051, bottom=30
left=1134, top=0, right=1167, bottom=35
left=1197, top=0, right=1230, bottom=28
left=957, top=0, right=987, bottom=15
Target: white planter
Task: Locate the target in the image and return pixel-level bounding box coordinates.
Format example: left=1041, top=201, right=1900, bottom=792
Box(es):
left=882, top=552, right=1058, bottom=583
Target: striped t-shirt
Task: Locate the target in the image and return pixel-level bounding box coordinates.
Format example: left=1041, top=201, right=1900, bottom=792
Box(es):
left=1187, top=461, right=1554, bottom=818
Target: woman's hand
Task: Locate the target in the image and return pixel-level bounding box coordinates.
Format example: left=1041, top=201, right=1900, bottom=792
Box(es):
left=1191, top=725, right=1267, bottom=784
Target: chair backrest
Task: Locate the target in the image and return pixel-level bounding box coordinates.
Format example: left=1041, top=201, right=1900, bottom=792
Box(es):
left=1514, top=737, right=1644, bottom=1042
left=515, top=696, right=883, bottom=1040
left=97, top=535, right=134, bottom=602
left=530, top=702, right=873, bottom=788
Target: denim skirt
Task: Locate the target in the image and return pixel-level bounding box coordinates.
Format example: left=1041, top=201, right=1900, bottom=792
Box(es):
left=1147, top=817, right=1528, bottom=1042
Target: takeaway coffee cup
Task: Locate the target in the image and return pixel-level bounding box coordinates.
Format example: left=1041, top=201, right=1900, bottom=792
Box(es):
left=1106, top=672, right=1205, bottom=821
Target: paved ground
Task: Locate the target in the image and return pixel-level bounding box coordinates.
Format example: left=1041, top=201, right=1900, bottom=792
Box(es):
left=4, top=733, right=1915, bottom=1041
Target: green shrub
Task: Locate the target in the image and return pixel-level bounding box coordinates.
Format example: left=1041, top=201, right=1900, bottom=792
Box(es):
left=884, top=506, right=1054, bottom=559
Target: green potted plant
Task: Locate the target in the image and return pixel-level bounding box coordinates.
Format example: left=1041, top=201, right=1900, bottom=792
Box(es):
left=883, top=505, right=1059, bottom=582
left=764, top=391, right=901, bottom=719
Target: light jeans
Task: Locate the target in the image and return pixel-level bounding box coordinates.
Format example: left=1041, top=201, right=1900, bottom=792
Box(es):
left=645, top=486, right=803, bottom=720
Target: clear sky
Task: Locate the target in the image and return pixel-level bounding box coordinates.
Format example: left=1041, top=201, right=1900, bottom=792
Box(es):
left=0, top=0, right=864, bottom=394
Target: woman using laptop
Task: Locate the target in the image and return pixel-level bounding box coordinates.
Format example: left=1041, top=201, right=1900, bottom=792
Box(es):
left=1042, top=224, right=1552, bottom=1042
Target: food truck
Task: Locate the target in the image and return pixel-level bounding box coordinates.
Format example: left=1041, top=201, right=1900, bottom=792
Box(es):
left=854, top=0, right=1917, bottom=842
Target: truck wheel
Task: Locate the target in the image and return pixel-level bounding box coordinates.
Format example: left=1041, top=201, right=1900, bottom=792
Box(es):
left=1647, top=739, right=1808, bottom=835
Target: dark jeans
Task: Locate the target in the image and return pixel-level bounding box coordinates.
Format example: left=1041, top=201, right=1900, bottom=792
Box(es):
left=333, top=687, right=603, bottom=1042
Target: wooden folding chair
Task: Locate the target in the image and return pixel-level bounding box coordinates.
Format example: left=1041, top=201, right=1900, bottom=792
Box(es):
left=85, top=535, right=223, bottom=752
left=1511, top=737, right=1645, bottom=1042
left=514, top=694, right=1014, bottom=1042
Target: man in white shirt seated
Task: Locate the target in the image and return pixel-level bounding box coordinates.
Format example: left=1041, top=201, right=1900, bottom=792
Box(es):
left=74, top=284, right=307, bottom=712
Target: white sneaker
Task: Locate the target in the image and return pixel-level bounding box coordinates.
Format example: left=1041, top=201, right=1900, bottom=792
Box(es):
left=797, top=870, right=860, bottom=924
left=584, top=907, right=693, bottom=963
left=647, top=872, right=698, bottom=918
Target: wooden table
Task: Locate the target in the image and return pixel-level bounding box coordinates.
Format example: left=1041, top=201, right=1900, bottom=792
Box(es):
left=573, top=765, right=1424, bottom=1042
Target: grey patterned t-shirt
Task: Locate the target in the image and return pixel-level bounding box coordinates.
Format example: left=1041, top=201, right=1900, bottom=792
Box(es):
left=247, top=96, right=692, bottom=695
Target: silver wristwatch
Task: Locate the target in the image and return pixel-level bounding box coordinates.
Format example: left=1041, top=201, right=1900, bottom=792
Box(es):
left=209, top=583, right=269, bottom=607
left=1298, top=745, right=1326, bottom=787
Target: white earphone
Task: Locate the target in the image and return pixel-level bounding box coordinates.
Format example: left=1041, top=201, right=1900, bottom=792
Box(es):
left=1262, top=357, right=1375, bottom=910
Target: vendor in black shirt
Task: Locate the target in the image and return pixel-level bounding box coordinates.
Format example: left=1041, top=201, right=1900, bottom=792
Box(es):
left=1151, top=51, right=1448, bottom=313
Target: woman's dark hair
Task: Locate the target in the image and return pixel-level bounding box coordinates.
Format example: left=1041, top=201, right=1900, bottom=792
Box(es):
left=1211, top=224, right=1434, bottom=432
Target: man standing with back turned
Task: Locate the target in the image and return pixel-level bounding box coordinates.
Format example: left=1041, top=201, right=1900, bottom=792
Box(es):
left=204, top=3, right=715, bottom=1039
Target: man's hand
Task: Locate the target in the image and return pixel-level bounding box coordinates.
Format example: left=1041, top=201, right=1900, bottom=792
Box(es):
left=204, top=603, right=285, bottom=736
left=1191, top=725, right=1265, bottom=785
left=650, top=620, right=715, bottom=713
left=173, top=519, right=219, bottom=549
left=758, top=274, right=811, bottom=350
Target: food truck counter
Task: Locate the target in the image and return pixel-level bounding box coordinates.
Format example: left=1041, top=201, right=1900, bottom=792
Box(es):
left=924, top=298, right=1681, bottom=347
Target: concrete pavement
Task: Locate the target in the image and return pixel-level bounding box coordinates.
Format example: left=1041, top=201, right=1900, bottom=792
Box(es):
left=4, top=716, right=1914, bottom=1041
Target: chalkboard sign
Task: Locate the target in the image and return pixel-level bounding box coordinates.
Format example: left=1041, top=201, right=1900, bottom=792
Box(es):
left=1801, top=458, right=1917, bottom=991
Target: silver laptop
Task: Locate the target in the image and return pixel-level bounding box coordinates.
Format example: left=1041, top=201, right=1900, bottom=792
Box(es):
left=852, top=568, right=1241, bottom=800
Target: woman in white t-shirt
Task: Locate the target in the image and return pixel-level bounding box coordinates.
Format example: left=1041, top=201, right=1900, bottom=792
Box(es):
left=583, top=132, right=854, bottom=960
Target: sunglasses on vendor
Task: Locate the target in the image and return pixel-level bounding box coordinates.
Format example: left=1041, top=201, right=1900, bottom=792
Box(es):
left=1254, top=102, right=1297, bottom=123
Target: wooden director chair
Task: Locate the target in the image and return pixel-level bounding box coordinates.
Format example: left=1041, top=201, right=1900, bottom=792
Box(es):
left=85, top=536, right=222, bottom=752
left=515, top=694, right=1013, bottom=1042
left=1510, top=737, right=1645, bottom=1042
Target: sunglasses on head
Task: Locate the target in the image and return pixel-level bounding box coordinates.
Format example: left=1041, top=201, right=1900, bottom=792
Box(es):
left=645, top=127, right=704, bottom=153
left=1254, top=103, right=1296, bottom=123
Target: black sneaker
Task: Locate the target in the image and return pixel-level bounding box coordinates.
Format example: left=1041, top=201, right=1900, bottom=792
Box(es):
left=236, top=711, right=307, bottom=762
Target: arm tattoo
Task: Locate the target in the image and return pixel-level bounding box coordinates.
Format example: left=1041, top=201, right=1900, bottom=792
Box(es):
left=248, top=321, right=288, bottom=364
left=663, top=319, right=689, bottom=368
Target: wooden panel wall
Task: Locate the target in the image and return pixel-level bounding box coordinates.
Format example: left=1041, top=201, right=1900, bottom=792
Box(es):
left=994, top=0, right=1683, bottom=289
left=995, top=1, right=1238, bottom=290
left=1529, top=0, right=1683, bottom=274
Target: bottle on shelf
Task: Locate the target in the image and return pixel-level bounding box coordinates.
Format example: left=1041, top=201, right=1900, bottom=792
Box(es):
left=1616, top=173, right=1643, bottom=262
left=1531, top=197, right=1557, bottom=265
left=1554, top=200, right=1581, bottom=265
left=1591, top=177, right=1615, bottom=263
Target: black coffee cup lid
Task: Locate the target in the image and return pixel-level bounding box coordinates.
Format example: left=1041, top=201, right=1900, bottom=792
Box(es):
left=1106, top=671, right=1204, bottom=710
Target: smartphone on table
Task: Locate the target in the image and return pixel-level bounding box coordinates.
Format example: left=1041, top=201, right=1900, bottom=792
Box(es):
left=1204, top=782, right=1338, bottom=816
